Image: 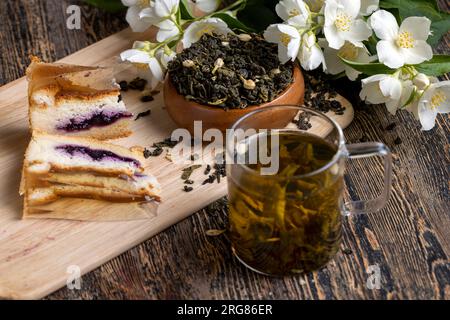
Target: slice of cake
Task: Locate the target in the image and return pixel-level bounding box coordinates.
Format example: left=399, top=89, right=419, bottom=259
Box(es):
left=27, top=56, right=133, bottom=140
left=22, top=133, right=161, bottom=207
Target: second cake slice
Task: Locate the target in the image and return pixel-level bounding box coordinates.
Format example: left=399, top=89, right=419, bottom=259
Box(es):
left=22, top=133, right=161, bottom=211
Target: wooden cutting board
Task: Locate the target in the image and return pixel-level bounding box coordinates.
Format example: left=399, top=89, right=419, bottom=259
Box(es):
left=0, top=28, right=354, bottom=299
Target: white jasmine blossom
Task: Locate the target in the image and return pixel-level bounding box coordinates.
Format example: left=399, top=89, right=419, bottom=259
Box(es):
left=120, top=41, right=154, bottom=63
left=122, top=0, right=152, bottom=32
left=323, top=0, right=372, bottom=49
left=415, top=81, right=450, bottom=130
left=189, top=0, right=221, bottom=14
left=395, top=80, right=415, bottom=114
left=360, top=74, right=414, bottom=114
left=156, top=45, right=176, bottom=69
left=139, top=0, right=179, bottom=25
left=298, top=32, right=325, bottom=70
left=182, top=18, right=232, bottom=48
left=360, top=0, right=379, bottom=16
left=155, top=19, right=181, bottom=42
left=360, top=74, right=402, bottom=104
left=275, top=0, right=310, bottom=28
left=369, top=10, right=433, bottom=69
left=264, top=24, right=301, bottom=64
left=120, top=41, right=167, bottom=88
left=413, top=73, right=430, bottom=91
left=321, top=40, right=375, bottom=80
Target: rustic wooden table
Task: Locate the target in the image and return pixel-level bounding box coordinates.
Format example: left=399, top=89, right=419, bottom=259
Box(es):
left=1, top=0, right=449, bottom=300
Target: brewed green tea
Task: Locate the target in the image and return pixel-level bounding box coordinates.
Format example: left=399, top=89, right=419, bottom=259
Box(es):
left=228, top=131, right=344, bottom=275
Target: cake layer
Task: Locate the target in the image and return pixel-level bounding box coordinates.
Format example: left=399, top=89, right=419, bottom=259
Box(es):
left=40, top=172, right=161, bottom=197
left=27, top=185, right=151, bottom=206
left=25, top=133, right=145, bottom=176
left=30, top=93, right=133, bottom=138
left=56, top=110, right=133, bottom=132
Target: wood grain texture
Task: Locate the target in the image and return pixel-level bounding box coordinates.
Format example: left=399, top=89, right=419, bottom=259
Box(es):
left=0, top=0, right=448, bottom=300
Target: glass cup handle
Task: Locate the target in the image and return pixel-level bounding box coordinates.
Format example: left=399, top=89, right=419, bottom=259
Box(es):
left=343, top=142, right=393, bottom=215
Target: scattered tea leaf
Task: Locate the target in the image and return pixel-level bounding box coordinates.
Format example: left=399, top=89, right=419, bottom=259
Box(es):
left=301, top=71, right=346, bottom=116
left=292, top=112, right=312, bottom=130
left=202, top=175, right=216, bottom=185
left=119, top=80, right=128, bottom=91
left=140, top=95, right=154, bottom=102
left=135, top=110, right=151, bottom=121
left=143, top=147, right=163, bottom=158
left=153, top=137, right=179, bottom=148
left=181, top=165, right=202, bottom=180
left=385, top=122, right=397, bottom=131
left=165, top=151, right=172, bottom=162
left=128, top=77, right=147, bottom=91
left=342, top=248, right=353, bottom=255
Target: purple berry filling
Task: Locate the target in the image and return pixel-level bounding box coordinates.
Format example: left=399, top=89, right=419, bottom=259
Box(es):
left=57, top=110, right=132, bottom=132
left=56, top=145, right=140, bottom=167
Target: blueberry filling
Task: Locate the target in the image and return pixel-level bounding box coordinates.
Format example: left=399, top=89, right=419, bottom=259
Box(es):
left=56, top=145, right=140, bottom=167
left=57, top=110, right=132, bottom=132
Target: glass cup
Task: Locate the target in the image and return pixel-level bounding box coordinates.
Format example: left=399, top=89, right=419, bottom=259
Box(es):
left=226, top=105, right=392, bottom=276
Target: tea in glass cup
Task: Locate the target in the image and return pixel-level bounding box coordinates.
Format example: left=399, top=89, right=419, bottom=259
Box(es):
left=227, top=106, right=392, bottom=276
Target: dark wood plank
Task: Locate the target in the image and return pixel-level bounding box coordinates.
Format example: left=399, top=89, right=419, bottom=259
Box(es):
left=0, top=0, right=448, bottom=300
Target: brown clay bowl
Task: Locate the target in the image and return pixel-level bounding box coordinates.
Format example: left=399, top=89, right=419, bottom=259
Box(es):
left=164, top=64, right=304, bottom=134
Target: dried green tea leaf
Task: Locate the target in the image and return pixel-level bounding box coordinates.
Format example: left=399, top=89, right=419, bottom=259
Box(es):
left=206, top=229, right=226, bottom=237
left=181, top=164, right=202, bottom=180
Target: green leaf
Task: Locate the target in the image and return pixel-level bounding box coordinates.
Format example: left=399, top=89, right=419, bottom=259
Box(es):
left=179, top=0, right=195, bottom=20
left=380, top=0, right=439, bottom=11
left=340, top=57, right=397, bottom=76
left=83, top=0, right=125, bottom=13
left=414, top=55, right=450, bottom=76
left=213, top=13, right=255, bottom=32
left=428, top=15, right=450, bottom=46
left=236, top=0, right=280, bottom=32
left=379, top=0, right=450, bottom=46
